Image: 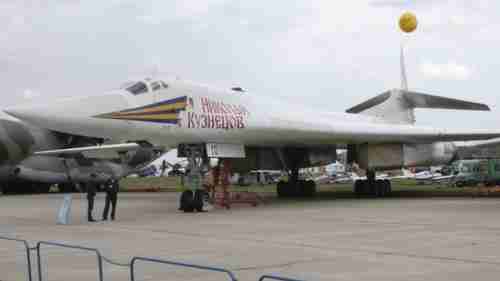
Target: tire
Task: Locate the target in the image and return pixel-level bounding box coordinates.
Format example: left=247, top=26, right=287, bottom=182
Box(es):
left=2, top=184, right=14, bottom=195
left=277, top=181, right=287, bottom=198
left=291, top=181, right=302, bottom=197
left=193, top=190, right=204, bottom=212
left=375, top=180, right=384, bottom=197
left=359, top=180, right=368, bottom=196
left=354, top=180, right=361, bottom=196
left=179, top=190, right=194, bottom=212
left=367, top=181, right=376, bottom=197
left=384, top=180, right=392, bottom=196
left=303, top=180, right=316, bottom=197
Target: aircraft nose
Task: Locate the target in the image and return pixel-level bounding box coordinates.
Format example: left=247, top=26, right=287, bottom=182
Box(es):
left=5, top=92, right=133, bottom=139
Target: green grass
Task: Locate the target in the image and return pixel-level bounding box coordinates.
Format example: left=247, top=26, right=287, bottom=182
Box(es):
left=119, top=176, right=500, bottom=197
left=120, top=176, right=183, bottom=192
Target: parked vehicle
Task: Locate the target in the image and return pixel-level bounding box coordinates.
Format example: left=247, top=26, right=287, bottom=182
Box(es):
left=451, top=159, right=500, bottom=187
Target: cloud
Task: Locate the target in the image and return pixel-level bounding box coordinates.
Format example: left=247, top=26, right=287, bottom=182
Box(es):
left=369, top=0, right=415, bottom=8
left=1, top=1, right=500, bottom=130
left=419, top=61, right=472, bottom=80
left=22, top=89, right=41, bottom=100
left=138, top=0, right=229, bottom=24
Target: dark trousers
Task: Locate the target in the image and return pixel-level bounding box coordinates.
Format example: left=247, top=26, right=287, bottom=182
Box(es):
left=87, top=196, right=95, bottom=221
left=103, top=194, right=117, bottom=220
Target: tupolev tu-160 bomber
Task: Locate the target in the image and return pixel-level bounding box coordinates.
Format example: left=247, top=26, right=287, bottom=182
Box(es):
left=7, top=42, right=500, bottom=210
left=4, top=3, right=500, bottom=281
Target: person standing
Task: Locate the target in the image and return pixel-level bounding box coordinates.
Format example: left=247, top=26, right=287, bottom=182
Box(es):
left=87, top=174, right=98, bottom=222
left=160, top=160, right=167, bottom=177
left=103, top=178, right=119, bottom=221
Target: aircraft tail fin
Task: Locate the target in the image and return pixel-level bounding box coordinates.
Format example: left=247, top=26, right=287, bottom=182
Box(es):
left=346, top=45, right=490, bottom=124
left=346, top=90, right=490, bottom=124
left=400, top=45, right=408, bottom=90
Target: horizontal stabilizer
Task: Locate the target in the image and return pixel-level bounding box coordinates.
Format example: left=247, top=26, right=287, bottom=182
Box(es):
left=402, top=91, right=490, bottom=111
left=346, top=89, right=490, bottom=124
left=346, top=91, right=391, bottom=114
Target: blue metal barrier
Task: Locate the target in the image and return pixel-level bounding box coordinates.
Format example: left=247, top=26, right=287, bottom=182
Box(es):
left=0, top=236, right=34, bottom=281
left=259, top=275, right=306, bottom=281
left=0, top=237, right=308, bottom=281
left=130, top=256, right=238, bottom=281
left=36, top=240, right=104, bottom=281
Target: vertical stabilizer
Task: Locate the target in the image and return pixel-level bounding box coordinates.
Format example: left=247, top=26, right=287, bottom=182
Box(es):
left=346, top=44, right=490, bottom=124
left=400, top=45, right=408, bottom=90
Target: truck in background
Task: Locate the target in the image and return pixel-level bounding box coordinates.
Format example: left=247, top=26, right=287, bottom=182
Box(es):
left=451, top=159, right=500, bottom=187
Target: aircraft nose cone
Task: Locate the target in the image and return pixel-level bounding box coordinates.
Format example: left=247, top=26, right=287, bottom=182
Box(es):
left=5, top=92, right=133, bottom=139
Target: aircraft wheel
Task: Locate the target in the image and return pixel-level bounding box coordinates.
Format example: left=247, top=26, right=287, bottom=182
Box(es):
left=375, top=180, right=385, bottom=197
left=277, top=181, right=287, bottom=198
left=354, top=180, right=360, bottom=196
left=288, top=181, right=301, bottom=198
left=179, top=190, right=195, bottom=212
left=354, top=180, right=362, bottom=196
left=2, top=184, right=14, bottom=194
left=193, top=190, right=205, bottom=212
left=366, top=181, right=375, bottom=197
left=384, top=180, right=392, bottom=196
left=303, top=180, right=316, bottom=197
left=358, top=180, right=367, bottom=196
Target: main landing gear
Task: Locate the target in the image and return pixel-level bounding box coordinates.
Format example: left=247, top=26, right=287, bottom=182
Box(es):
left=353, top=170, right=392, bottom=197
left=276, top=167, right=316, bottom=198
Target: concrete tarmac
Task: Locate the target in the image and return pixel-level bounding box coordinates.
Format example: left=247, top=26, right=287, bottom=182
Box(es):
left=1, top=192, right=500, bottom=281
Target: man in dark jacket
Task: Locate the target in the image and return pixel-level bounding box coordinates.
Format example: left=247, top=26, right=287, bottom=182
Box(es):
left=103, top=177, right=119, bottom=221
left=87, top=174, right=98, bottom=222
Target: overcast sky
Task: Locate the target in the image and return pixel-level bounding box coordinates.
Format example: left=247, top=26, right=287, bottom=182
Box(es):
left=2, top=0, right=500, bottom=129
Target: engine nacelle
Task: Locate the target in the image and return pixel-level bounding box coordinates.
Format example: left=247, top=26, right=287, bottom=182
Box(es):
left=227, top=146, right=337, bottom=174
left=354, top=142, right=456, bottom=170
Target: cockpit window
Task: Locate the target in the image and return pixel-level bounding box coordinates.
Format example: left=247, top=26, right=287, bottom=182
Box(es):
left=125, top=82, right=149, bottom=95
left=151, top=81, right=162, bottom=91
left=160, top=81, right=168, bottom=89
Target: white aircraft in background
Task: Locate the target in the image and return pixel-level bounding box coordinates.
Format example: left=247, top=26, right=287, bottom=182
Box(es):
left=386, top=168, right=416, bottom=180
left=6, top=48, right=500, bottom=211
left=414, top=170, right=455, bottom=184
left=414, top=170, right=442, bottom=181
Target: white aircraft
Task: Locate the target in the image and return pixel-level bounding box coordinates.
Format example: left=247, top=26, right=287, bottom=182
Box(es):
left=414, top=170, right=442, bottom=181
left=6, top=48, right=500, bottom=211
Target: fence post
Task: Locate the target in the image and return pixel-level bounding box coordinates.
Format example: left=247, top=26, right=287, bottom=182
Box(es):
left=36, top=241, right=104, bottom=281
left=0, top=236, right=33, bottom=281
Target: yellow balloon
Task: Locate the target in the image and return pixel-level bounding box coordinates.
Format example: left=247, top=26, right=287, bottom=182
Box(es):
left=399, top=12, right=418, bottom=33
